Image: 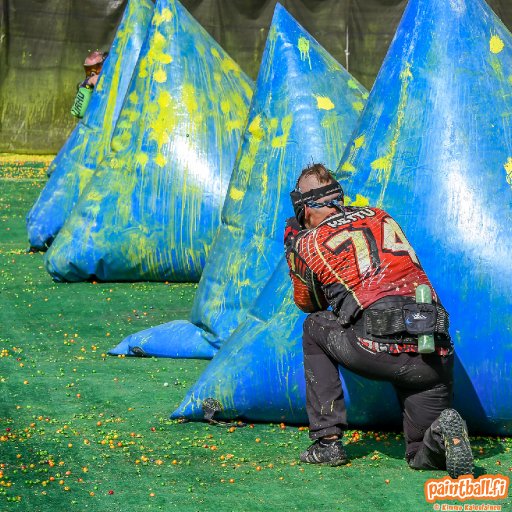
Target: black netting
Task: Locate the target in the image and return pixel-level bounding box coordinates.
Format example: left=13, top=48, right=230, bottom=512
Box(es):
left=1, top=0, right=512, bottom=153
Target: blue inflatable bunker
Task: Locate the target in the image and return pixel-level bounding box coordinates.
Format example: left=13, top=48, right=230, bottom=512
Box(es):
left=26, top=0, right=154, bottom=251
left=333, top=0, right=512, bottom=434
left=44, top=0, right=253, bottom=282
left=173, top=0, right=512, bottom=435
left=109, top=3, right=368, bottom=357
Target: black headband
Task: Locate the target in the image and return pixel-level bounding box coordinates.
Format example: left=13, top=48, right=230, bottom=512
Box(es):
left=290, top=182, right=344, bottom=227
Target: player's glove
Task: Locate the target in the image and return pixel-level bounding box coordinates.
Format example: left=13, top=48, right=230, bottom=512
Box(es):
left=284, top=217, right=303, bottom=256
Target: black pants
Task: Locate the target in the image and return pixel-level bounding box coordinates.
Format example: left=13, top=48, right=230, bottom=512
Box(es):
left=303, top=311, right=453, bottom=463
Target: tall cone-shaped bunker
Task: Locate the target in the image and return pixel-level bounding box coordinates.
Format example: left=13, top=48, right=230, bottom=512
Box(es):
left=337, top=0, right=512, bottom=434
left=26, top=0, right=154, bottom=251
left=170, top=258, right=402, bottom=427
left=44, top=0, right=253, bottom=282
left=109, top=3, right=368, bottom=357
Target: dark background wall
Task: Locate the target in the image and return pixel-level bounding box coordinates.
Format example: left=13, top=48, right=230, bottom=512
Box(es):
left=2, top=0, right=512, bottom=153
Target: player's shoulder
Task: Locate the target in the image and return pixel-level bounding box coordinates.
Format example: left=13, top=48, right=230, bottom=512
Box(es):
left=317, top=206, right=386, bottom=229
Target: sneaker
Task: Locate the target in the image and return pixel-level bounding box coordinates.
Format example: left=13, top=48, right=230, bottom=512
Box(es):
left=438, top=408, right=473, bottom=478
left=300, top=439, right=348, bottom=466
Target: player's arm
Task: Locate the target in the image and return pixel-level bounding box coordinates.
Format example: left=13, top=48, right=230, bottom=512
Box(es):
left=284, top=218, right=329, bottom=313
left=287, top=253, right=329, bottom=313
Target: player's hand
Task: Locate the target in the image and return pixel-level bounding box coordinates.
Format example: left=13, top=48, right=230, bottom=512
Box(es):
left=88, top=74, right=99, bottom=87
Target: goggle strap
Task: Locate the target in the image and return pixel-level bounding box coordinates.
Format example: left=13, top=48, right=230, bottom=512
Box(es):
left=299, top=183, right=342, bottom=202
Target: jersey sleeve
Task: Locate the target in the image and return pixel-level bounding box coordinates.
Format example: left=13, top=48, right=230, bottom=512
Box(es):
left=286, top=242, right=329, bottom=313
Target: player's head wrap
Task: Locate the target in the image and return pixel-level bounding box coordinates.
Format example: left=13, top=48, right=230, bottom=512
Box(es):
left=290, top=168, right=344, bottom=227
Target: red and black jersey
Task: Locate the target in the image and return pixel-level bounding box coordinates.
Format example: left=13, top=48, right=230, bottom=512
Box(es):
left=286, top=207, right=437, bottom=325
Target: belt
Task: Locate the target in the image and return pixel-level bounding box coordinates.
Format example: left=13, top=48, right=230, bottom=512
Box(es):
left=355, top=297, right=451, bottom=346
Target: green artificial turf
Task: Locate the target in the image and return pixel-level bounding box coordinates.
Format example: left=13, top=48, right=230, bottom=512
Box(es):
left=0, top=158, right=511, bottom=512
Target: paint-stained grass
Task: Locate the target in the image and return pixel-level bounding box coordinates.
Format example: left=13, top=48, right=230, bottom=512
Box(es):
left=0, top=158, right=511, bottom=511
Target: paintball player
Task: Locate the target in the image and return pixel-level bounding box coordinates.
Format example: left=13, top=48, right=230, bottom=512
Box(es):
left=284, top=163, right=473, bottom=478
left=71, top=50, right=108, bottom=119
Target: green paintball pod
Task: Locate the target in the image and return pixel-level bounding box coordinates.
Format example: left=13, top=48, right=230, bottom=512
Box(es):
left=416, top=284, right=435, bottom=353
left=71, top=86, right=93, bottom=118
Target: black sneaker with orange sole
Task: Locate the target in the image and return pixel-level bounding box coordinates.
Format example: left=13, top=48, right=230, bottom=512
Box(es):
left=299, top=439, right=349, bottom=466
left=438, top=408, right=474, bottom=479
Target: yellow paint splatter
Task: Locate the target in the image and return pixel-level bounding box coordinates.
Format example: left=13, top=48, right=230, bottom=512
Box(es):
left=128, top=91, right=139, bottom=105
left=490, top=56, right=504, bottom=80
left=242, top=80, right=253, bottom=100
left=148, top=90, right=177, bottom=149
left=347, top=79, right=359, bottom=90
left=352, top=101, right=365, bottom=112
left=354, top=135, right=365, bottom=148
left=84, top=189, right=104, bottom=203
left=271, top=115, right=293, bottom=149
left=135, top=153, right=149, bottom=166
left=238, top=153, right=254, bottom=176
left=157, top=91, right=172, bottom=108
left=78, top=169, right=95, bottom=195
left=196, top=43, right=205, bottom=57
left=128, top=109, right=140, bottom=123
left=154, top=154, right=166, bottom=167
left=211, top=47, right=220, bottom=59
left=490, top=35, right=505, bottom=54
left=182, top=84, right=198, bottom=113
left=229, top=187, right=244, bottom=201
left=370, top=62, right=413, bottom=206
left=340, top=134, right=366, bottom=173
left=221, top=58, right=240, bottom=75
left=157, top=53, right=172, bottom=65
left=221, top=100, right=231, bottom=114
left=138, top=60, right=148, bottom=79
left=248, top=115, right=265, bottom=140
left=268, top=24, right=277, bottom=43
left=297, top=36, right=311, bottom=69
left=226, top=120, right=243, bottom=131
left=261, top=169, right=268, bottom=196
left=151, top=31, right=167, bottom=53
left=315, top=95, right=335, bottom=110
left=111, top=130, right=132, bottom=151
left=161, top=8, right=173, bottom=22
left=350, top=194, right=370, bottom=207
left=504, top=157, right=512, bottom=185
left=141, top=27, right=170, bottom=77
left=271, top=138, right=286, bottom=149
left=154, top=7, right=173, bottom=25
left=154, top=69, right=167, bottom=83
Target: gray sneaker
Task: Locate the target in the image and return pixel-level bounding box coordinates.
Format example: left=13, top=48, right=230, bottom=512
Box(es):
left=438, top=408, right=473, bottom=478
left=300, top=440, right=348, bottom=466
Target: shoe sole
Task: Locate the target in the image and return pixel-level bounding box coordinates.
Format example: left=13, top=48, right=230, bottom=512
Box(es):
left=325, top=458, right=348, bottom=467
left=439, top=409, right=473, bottom=479
left=300, top=449, right=348, bottom=466
left=300, top=456, right=348, bottom=467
